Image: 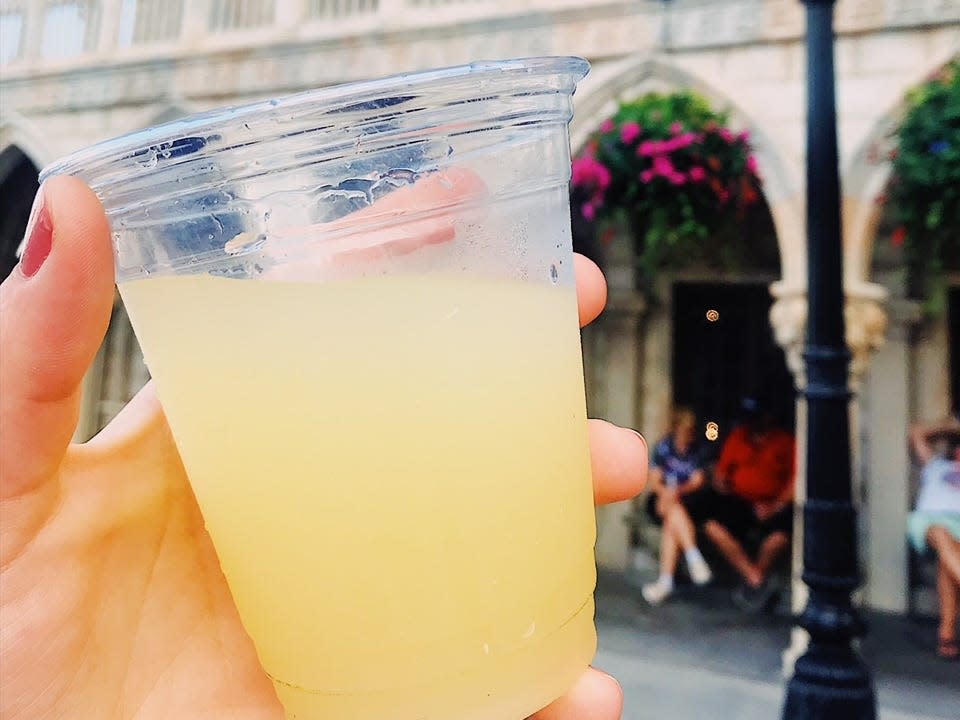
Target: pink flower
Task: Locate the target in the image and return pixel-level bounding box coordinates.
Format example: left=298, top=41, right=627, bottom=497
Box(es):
left=640, top=169, right=655, bottom=183
left=581, top=203, right=596, bottom=221
left=737, top=130, right=751, bottom=143
left=653, top=155, right=675, bottom=176
left=620, top=121, right=642, bottom=145
left=668, top=172, right=687, bottom=186
left=638, top=140, right=659, bottom=156
left=599, top=118, right=616, bottom=134
left=746, top=155, right=759, bottom=175
left=571, top=156, right=612, bottom=192
left=663, top=133, right=698, bottom=153
left=689, top=166, right=707, bottom=182
left=670, top=121, right=684, bottom=135
left=719, top=128, right=735, bottom=143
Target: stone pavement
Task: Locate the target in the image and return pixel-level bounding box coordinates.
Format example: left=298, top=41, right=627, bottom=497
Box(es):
left=593, top=571, right=960, bottom=720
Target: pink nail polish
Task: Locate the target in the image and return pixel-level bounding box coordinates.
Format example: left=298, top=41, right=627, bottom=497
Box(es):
left=19, top=188, right=52, bottom=279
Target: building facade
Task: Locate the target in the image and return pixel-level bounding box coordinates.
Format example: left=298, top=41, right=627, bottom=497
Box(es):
left=1, top=0, right=959, bottom=616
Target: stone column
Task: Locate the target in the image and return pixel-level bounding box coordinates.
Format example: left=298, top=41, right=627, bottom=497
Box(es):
left=592, top=289, right=648, bottom=572
left=21, top=0, right=48, bottom=63
left=589, top=231, right=649, bottom=573
left=770, top=280, right=888, bottom=674
left=861, top=296, right=921, bottom=612
left=97, top=0, right=124, bottom=54
left=183, top=0, right=214, bottom=46
left=275, top=0, right=308, bottom=28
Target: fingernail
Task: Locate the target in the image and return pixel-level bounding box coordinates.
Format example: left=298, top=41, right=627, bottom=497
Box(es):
left=19, top=187, right=52, bottom=279
left=629, top=428, right=648, bottom=454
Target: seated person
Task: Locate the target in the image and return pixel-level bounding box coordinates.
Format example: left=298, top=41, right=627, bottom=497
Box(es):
left=908, top=418, right=960, bottom=660
left=687, top=397, right=795, bottom=612
left=641, top=407, right=713, bottom=605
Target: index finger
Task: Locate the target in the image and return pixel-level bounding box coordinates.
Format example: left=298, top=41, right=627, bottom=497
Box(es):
left=575, top=253, right=606, bottom=327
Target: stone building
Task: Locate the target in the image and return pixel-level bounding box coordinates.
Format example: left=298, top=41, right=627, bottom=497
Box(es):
left=1, top=0, right=958, bottom=624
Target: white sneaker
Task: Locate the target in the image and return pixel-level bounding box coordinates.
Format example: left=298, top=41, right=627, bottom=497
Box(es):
left=642, top=579, right=674, bottom=605
left=689, top=559, right=713, bottom=586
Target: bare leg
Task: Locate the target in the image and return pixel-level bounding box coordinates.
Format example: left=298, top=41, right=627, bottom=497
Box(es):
left=755, top=531, right=790, bottom=582
left=938, top=560, right=959, bottom=647
left=659, top=511, right=681, bottom=578
left=666, top=503, right=698, bottom=551
left=704, top=520, right=761, bottom=586
left=927, top=525, right=960, bottom=586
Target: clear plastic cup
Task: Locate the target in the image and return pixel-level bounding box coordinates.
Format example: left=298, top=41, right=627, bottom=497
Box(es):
left=43, top=57, right=596, bottom=720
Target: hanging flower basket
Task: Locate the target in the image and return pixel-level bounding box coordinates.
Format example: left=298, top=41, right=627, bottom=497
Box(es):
left=878, top=60, right=960, bottom=315
left=571, top=91, right=765, bottom=285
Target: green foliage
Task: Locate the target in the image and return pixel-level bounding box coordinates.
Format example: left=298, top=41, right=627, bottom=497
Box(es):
left=572, top=91, right=765, bottom=284
left=886, top=59, right=960, bottom=314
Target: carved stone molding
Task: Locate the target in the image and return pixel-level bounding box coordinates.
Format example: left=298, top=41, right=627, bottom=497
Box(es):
left=769, top=280, right=889, bottom=387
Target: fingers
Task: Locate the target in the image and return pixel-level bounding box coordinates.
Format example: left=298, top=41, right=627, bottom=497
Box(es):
left=571, top=254, right=643, bottom=504
left=589, top=419, right=648, bottom=506
left=83, top=380, right=167, bottom=453
left=261, top=167, right=487, bottom=281
left=574, top=253, right=606, bottom=328
left=530, top=668, right=623, bottom=720
left=0, top=177, right=114, bottom=498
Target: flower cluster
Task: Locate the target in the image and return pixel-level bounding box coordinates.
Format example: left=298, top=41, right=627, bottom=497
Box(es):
left=570, top=92, right=764, bottom=279
left=875, top=60, right=960, bottom=314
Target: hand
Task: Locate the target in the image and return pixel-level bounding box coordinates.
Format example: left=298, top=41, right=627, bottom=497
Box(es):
left=754, top=501, right=783, bottom=523
left=713, top=474, right=732, bottom=494
left=0, top=178, right=648, bottom=720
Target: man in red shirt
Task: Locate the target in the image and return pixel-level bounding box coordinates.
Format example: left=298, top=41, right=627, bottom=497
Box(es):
left=690, top=397, right=795, bottom=611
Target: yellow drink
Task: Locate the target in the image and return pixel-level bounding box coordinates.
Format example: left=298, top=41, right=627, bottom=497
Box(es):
left=119, top=272, right=597, bottom=720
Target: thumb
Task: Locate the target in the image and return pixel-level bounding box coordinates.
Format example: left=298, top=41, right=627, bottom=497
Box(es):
left=0, top=176, right=115, bottom=499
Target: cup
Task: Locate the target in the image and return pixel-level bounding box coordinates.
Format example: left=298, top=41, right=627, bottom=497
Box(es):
left=43, top=57, right=596, bottom=720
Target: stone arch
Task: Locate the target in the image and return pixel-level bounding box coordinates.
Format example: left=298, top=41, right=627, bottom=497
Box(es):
left=0, top=144, right=40, bottom=281
left=0, top=111, right=54, bottom=169
left=844, top=51, right=959, bottom=285
left=572, top=54, right=800, bottom=286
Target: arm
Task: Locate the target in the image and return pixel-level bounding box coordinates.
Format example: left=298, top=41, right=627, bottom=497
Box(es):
left=677, top=468, right=706, bottom=497
left=773, top=436, right=797, bottom=507
left=648, top=466, right=667, bottom=496
left=713, top=431, right=737, bottom=492
left=910, top=418, right=960, bottom=466
left=755, top=436, right=796, bottom=521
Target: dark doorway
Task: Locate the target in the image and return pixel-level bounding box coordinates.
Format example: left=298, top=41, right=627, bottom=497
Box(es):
left=0, top=145, right=40, bottom=282
left=672, top=282, right=795, bottom=458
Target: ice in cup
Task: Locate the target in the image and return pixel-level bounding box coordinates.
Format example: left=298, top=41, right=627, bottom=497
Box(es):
left=43, top=57, right=596, bottom=720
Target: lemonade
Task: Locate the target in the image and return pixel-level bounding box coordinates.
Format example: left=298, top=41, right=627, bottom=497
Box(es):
left=119, top=272, right=597, bottom=720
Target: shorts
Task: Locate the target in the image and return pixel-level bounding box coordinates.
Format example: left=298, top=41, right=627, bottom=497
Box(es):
left=684, top=486, right=793, bottom=544
left=907, top=511, right=960, bottom=554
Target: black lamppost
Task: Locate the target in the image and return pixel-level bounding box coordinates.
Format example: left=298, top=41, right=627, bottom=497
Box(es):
left=781, top=1, right=877, bottom=718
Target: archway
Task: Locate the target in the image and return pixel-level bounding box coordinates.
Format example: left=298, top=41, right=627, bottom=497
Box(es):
left=844, top=49, right=960, bottom=288
left=569, top=60, right=793, bottom=576
left=0, top=145, right=40, bottom=282
left=570, top=60, right=790, bottom=440
left=571, top=55, right=801, bottom=287
left=849, top=57, right=959, bottom=615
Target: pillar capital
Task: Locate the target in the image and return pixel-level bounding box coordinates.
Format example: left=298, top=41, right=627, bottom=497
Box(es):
left=769, top=280, right=889, bottom=388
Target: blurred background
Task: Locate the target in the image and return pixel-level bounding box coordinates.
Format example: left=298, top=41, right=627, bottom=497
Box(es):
left=1, top=1, right=958, bottom=717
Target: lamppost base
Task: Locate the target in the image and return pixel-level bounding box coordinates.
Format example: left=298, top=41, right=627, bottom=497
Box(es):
left=782, top=646, right=877, bottom=720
